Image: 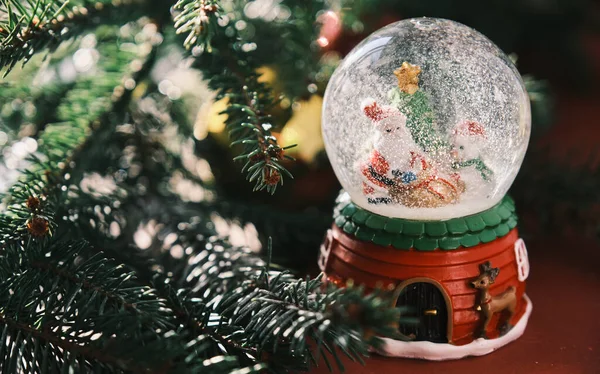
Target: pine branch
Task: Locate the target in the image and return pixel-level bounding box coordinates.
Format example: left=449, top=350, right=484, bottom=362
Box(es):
left=0, top=239, right=261, bottom=373
left=79, top=195, right=402, bottom=373
left=0, top=240, right=168, bottom=372
left=33, top=95, right=215, bottom=283
left=173, top=0, right=295, bottom=194
left=172, top=0, right=219, bottom=49
left=0, top=20, right=157, bottom=247
left=155, top=218, right=404, bottom=372
left=0, top=0, right=150, bottom=75
left=0, top=314, right=164, bottom=373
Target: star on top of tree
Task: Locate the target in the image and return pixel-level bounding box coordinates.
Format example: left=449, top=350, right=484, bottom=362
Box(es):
left=393, top=62, right=421, bottom=94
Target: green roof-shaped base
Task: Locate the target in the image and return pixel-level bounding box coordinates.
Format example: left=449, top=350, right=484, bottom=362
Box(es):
left=333, top=193, right=518, bottom=251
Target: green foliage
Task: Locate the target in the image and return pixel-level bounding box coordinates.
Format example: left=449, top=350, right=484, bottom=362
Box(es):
left=0, top=0, right=150, bottom=75
left=174, top=0, right=296, bottom=193
left=154, top=229, right=404, bottom=373
left=1, top=21, right=154, bottom=247
left=0, top=240, right=171, bottom=372
left=0, top=234, right=275, bottom=373
left=0, top=202, right=404, bottom=373
left=218, top=274, right=402, bottom=372
left=173, top=0, right=220, bottom=49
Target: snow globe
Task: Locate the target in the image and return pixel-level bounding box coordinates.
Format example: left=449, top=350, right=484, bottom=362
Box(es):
left=318, top=18, right=532, bottom=360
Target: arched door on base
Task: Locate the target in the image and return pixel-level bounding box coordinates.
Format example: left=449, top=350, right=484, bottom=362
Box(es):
left=395, top=279, right=450, bottom=343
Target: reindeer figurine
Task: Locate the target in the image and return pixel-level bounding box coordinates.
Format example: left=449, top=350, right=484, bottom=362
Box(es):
left=471, top=261, right=517, bottom=338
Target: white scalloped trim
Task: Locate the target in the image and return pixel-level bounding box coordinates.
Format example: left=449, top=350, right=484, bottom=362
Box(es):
left=376, top=294, right=532, bottom=361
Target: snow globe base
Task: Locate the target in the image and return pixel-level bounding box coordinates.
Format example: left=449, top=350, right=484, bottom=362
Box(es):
left=318, top=191, right=532, bottom=360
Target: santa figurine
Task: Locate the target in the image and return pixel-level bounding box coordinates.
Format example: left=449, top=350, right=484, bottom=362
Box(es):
left=451, top=120, right=494, bottom=187
left=360, top=98, right=427, bottom=205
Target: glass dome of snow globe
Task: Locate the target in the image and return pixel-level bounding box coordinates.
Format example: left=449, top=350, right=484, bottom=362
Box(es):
left=322, top=17, right=531, bottom=220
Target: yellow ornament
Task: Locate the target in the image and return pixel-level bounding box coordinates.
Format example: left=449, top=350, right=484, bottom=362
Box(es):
left=393, top=62, right=421, bottom=94
left=279, top=95, right=324, bottom=163
left=257, top=66, right=277, bottom=85
left=194, top=96, right=229, bottom=145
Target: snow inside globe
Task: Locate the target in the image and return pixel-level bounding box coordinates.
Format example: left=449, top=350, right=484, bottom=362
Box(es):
left=322, top=18, right=531, bottom=220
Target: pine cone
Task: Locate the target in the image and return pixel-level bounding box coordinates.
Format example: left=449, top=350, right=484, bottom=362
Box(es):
left=27, top=216, right=49, bottom=237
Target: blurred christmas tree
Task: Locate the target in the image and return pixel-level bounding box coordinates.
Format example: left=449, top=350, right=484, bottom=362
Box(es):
left=0, top=0, right=596, bottom=372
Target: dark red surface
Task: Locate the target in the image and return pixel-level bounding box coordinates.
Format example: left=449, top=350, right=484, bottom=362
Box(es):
left=311, top=235, right=600, bottom=373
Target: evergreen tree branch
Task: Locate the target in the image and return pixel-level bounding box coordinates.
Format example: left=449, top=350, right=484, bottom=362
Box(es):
left=173, top=0, right=295, bottom=194
left=0, top=314, right=157, bottom=373
left=0, top=20, right=157, bottom=248
left=73, top=190, right=402, bottom=372
left=215, top=272, right=394, bottom=372
left=172, top=0, right=219, bottom=49
left=53, top=189, right=269, bottom=371
left=0, top=239, right=260, bottom=373
left=0, top=0, right=149, bottom=75
left=153, top=217, right=404, bottom=372
left=0, top=240, right=166, bottom=372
